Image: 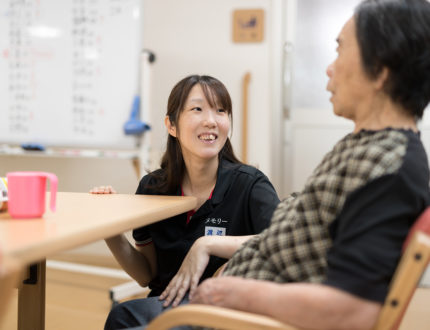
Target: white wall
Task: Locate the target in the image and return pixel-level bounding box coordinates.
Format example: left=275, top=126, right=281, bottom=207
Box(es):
left=286, top=110, right=353, bottom=192
left=142, top=0, right=277, bottom=182
left=4, top=0, right=429, bottom=260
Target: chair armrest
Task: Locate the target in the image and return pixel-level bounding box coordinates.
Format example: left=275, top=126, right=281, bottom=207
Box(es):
left=146, top=304, right=297, bottom=330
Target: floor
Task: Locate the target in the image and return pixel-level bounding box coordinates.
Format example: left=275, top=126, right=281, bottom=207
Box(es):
left=1, top=254, right=429, bottom=330
left=0, top=254, right=149, bottom=330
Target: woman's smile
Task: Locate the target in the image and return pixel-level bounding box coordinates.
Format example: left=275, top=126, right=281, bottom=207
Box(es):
left=198, top=133, right=218, bottom=143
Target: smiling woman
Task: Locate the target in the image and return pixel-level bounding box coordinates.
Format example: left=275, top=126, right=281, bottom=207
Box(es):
left=164, top=83, right=231, bottom=191
left=92, top=75, right=280, bottom=330
left=155, top=76, right=237, bottom=197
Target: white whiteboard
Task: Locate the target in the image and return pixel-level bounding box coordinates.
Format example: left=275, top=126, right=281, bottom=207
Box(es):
left=0, top=0, right=143, bottom=149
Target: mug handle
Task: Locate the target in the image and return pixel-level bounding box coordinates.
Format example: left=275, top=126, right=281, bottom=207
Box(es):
left=43, top=172, right=58, bottom=212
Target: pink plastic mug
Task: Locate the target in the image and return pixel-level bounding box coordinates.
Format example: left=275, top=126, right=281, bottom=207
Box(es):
left=6, top=171, right=58, bottom=219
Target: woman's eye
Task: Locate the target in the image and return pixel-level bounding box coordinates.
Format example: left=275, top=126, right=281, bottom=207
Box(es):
left=192, top=107, right=202, bottom=111
left=218, top=109, right=226, bottom=113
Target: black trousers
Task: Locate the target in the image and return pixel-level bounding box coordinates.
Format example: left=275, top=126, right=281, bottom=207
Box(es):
left=104, top=295, right=192, bottom=330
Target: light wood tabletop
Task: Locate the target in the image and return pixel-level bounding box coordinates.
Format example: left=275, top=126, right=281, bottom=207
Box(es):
left=0, top=191, right=197, bottom=330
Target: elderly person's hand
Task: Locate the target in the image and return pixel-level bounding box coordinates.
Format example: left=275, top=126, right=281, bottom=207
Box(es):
left=190, top=276, right=246, bottom=309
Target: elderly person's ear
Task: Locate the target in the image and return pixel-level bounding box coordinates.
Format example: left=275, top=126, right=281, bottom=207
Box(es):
left=374, top=67, right=389, bottom=91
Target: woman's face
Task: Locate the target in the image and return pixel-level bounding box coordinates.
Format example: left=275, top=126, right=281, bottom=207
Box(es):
left=166, top=84, right=231, bottom=163
left=326, top=17, right=377, bottom=122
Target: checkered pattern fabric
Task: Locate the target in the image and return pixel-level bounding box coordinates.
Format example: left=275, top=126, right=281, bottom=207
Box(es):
left=223, top=129, right=408, bottom=283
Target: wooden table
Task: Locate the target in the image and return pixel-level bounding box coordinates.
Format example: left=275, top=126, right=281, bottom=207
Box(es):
left=0, top=192, right=197, bottom=330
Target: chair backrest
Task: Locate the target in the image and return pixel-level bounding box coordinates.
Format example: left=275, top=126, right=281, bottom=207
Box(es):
left=402, top=207, right=430, bottom=250
left=0, top=255, right=22, bottom=323
left=374, top=207, right=430, bottom=330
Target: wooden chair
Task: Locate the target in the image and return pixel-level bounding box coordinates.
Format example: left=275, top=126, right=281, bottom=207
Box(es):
left=146, top=207, right=430, bottom=330
left=0, top=256, right=22, bottom=323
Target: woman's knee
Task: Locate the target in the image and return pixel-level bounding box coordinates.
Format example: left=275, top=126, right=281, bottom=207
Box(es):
left=104, top=297, right=167, bottom=330
left=104, top=300, right=142, bottom=330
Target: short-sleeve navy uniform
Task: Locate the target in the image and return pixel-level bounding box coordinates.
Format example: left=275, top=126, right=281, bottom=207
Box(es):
left=133, top=158, right=280, bottom=296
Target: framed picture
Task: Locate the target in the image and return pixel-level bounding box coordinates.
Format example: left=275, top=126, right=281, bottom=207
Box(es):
left=232, top=9, right=264, bottom=43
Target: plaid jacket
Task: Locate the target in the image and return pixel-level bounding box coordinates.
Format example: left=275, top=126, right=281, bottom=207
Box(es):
left=224, top=129, right=410, bottom=283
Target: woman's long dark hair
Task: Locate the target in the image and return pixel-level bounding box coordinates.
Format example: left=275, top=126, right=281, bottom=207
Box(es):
left=152, top=75, right=242, bottom=193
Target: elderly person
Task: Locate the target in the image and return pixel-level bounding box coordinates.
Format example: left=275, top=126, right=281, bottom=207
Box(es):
left=191, top=0, right=430, bottom=329
left=108, top=0, right=430, bottom=329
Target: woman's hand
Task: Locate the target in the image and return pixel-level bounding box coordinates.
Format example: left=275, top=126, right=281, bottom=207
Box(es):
left=159, top=236, right=211, bottom=307
left=89, top=185, right=117, bottom=194
left=160, top=235, right=253, bottom=307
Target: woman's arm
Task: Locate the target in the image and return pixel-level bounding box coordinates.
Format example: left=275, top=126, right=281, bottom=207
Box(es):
left=160, top=235, right=254, bottom=307
left=105, top=234, right=157, bottom=287
left=199, top=234, right=254, bottom=259
left=89, top=185, right=157, bottom=286
left=89, top=182, right=162, bottom=288
left=191, top=277, right=381, bottom=330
